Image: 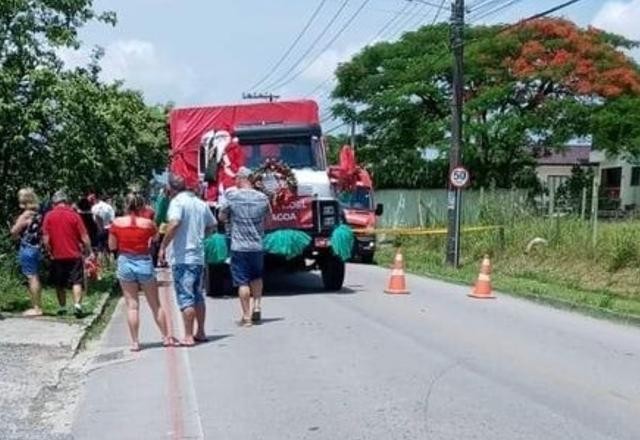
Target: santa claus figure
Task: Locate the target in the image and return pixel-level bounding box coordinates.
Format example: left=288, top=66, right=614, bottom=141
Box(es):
left=203, top=124, right=244, bottom=204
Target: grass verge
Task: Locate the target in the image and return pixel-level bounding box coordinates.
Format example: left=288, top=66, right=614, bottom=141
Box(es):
left=376, top=218, right=640, bottom=325
left=0, top=271, right=119, bottom=322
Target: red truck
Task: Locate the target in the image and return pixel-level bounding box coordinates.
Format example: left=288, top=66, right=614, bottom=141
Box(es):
left=329, top=146, right=383, bottom=263
left=169, top=100, right=347, bottom=292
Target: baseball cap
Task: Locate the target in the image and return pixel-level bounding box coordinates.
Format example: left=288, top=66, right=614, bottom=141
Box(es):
left=52, top=190, right=68, bottom=204
left=236, top=167, right=252, bottom=179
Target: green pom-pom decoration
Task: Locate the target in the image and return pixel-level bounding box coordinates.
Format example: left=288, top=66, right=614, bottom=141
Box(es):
left=264, top=229, right=312, bottom=260
left=204, top=233, right=229, bottom=265
left=330, top=224, right=354, bottom=262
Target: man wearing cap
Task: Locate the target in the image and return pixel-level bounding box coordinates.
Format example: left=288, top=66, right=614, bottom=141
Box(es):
left=159, top=174, right=217, bottom=346
left=43, top=190, right=93, bottom=317
left=219, top=167, right=270, bottom=327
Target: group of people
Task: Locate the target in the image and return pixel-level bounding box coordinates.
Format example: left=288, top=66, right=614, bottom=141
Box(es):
left=149, top=167, right=270, bottom=349
left=11, top=166, right=271, bottom=352
left=11, top=189, right=107, bottom=318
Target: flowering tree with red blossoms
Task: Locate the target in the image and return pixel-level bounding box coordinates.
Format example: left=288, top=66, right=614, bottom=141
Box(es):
left=333, top=18, right=640, bottom=188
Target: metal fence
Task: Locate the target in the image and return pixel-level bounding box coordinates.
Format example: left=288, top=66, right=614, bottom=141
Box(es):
left=375, top=188, right=530, bottom=228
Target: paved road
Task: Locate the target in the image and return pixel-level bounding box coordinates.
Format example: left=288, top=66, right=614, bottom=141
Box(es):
left=73, top=264, right=640, bottom=440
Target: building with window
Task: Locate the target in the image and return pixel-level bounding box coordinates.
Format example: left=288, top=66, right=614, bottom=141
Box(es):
left=590, top=150, right=640, bottom=210
left=535, top=145, right=591, bottom=192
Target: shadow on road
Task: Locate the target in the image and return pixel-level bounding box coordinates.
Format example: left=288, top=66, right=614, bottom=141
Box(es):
left=264, top=272, right=361, bottom=297
left=138, top=334, right=233, bottom=351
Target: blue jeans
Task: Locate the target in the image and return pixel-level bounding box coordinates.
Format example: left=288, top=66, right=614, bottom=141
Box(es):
left=117, top=254, right=155, bottom=284
left=18, top=244, right=41, bottom=277
left=172, top=264, right=204, bottom=311
left=230, top=251, right=264, bottom=287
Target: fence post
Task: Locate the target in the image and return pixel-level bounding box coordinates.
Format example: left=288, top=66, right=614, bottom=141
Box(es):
left=580, top=186, right=587, bottom=220
left=498, top=226, right=505, bottom=250
left=591, top=172, right=600, bottom=247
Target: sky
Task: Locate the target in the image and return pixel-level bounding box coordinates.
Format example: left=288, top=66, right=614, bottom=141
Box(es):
left=61, top=0, right=640, bottom=123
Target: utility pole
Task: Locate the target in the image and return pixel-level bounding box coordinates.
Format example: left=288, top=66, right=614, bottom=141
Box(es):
left=350, top=120, right=356, bottom=149
left=445, top=0, right=465, bottom=267
left=242, top=92, right=280, bottom=102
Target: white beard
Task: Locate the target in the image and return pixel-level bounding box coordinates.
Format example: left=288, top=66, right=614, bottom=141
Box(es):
left=213, top=131, right=232, bottom=164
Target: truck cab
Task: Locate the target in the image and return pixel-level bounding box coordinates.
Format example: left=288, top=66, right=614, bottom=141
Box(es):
left=235, top=123, right=345, bottom=290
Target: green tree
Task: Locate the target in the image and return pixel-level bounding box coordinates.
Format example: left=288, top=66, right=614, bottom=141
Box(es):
left=0, top=1, right=169, bottom=221
left=332, top=18, right=640, bottom=189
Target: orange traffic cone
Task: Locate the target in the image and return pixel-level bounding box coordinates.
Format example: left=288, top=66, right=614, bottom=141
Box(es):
left=385, top=248, right=409, bottom=295
left=469, top=255, right=495, bottom=299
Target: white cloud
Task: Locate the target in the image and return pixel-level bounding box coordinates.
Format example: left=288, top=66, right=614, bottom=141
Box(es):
left=592, top=0, right=640, bottom=39
left=59, top=39, right=197, bottom=104
left=592, top=0, right=640, bottom=60
left=302, top=43, right=365, bottom=82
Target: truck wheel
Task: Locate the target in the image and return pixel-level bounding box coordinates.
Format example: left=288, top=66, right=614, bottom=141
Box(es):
left=361, top=253, right=374, bottom=264
left=321, top=255, right=345, bottom=291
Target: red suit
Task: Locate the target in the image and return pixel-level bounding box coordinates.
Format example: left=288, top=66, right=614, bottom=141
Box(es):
left=204, top=128, right=245, bottom=204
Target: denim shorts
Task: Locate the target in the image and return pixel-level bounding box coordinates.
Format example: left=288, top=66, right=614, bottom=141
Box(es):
left=18, top=244, right=41, bottom=277
left=173, top=264, right=204, bottom=311
left=230, top=251, right=264, bottom=287
left=117, top=254, right=155, bottom=284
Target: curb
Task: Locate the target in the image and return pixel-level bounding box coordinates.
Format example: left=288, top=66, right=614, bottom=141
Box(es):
left=73, top=291, right=112, bottom=355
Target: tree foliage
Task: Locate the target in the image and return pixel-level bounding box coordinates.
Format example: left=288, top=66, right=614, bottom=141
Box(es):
left=332, top=18, right=640, bottom=189
left=0, top=1, right=168, bottom=222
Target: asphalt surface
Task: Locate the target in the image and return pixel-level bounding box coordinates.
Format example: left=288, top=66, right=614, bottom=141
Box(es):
left=73, top=264, right=640, bottom=440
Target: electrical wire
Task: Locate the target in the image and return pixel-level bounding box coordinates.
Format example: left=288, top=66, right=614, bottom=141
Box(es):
left=262, top=0, right=352, bottom=91
left=430, top=0, right=448, bottom=25
left=469, top=0, right=523, bottom=23
left=269, top=0, right=372, bottom=91
left=304, top=0, right=412, bottom=98
left=247, top=0, right=328, bottom=92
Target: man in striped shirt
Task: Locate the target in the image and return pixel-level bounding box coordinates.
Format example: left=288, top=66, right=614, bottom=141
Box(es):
left=219, top=167, right=270, bottom=327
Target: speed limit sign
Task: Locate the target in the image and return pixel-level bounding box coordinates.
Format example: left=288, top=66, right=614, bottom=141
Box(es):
left=450, top=166, right=470, bottom=188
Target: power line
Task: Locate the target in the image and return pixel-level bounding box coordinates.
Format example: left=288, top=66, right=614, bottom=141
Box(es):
left=247, top=0, right=328, bottom=92
left=505, top=0, right=583, bottom=28
left=262, top=0, right=352, bottom=91
left=270, top=0, right=372, bottom=91
left=325, top=122, right=349, bottom=134
left=469, top=0, right=523, bottom=22
left=304, top=0, right=412, bottom=98
left=431, top=0, right=448, bottom=25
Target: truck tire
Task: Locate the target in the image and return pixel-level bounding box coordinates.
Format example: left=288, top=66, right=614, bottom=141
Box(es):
left=321, top=255, right=345, bottom=291
left=361, top=253, right=374, bottom=264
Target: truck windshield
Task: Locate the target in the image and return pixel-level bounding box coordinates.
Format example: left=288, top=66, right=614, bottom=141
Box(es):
left=240, top=141, right=317, bottom=170
left=337, top=187, right=373, bottom=210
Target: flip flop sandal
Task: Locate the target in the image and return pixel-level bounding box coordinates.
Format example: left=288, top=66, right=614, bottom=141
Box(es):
left=237, top=318, right=253, bottom=328
left=163, top=337, right=180, bottom=347
left=179, top=340, right=196, bottom=347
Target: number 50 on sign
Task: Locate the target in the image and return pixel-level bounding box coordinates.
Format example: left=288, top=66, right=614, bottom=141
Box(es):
left=450, top=166, right=470, bottom=188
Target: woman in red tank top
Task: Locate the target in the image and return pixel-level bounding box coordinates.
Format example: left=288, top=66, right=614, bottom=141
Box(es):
left=109, top=193, right=177, bottom=351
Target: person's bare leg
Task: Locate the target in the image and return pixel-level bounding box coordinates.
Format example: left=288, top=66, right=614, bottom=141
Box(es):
left=56, top=287, right=66, bottom=308
left=72, top=283, right=84, bottom=307
left=120, top=282, right=141, bottom=351
left=194, top=302, right=206, bottom=340
left=250, top=278, right=263, bottom=312
left=181, top=307, right=196, bottom=346
left=140, top=280, right=171, bottom=343
left=23, top=275, right=43, bottom=316
left=238, top=285, right=251, bottom=325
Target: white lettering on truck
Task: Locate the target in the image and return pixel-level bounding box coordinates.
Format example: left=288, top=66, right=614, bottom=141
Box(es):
left=272, top=212, right=297, bottom=222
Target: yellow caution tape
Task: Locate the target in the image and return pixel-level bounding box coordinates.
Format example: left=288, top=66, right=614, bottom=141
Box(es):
left=353, top=225, right=503, bottom=236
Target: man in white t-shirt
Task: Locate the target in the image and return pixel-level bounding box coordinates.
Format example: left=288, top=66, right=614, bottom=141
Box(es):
left=91, top=196, right=115, bottom=258
left=159, top=174, right=216, bottom=346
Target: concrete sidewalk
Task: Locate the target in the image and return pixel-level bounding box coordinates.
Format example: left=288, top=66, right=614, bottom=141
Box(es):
left=0, top=299, right=108, bottom=440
